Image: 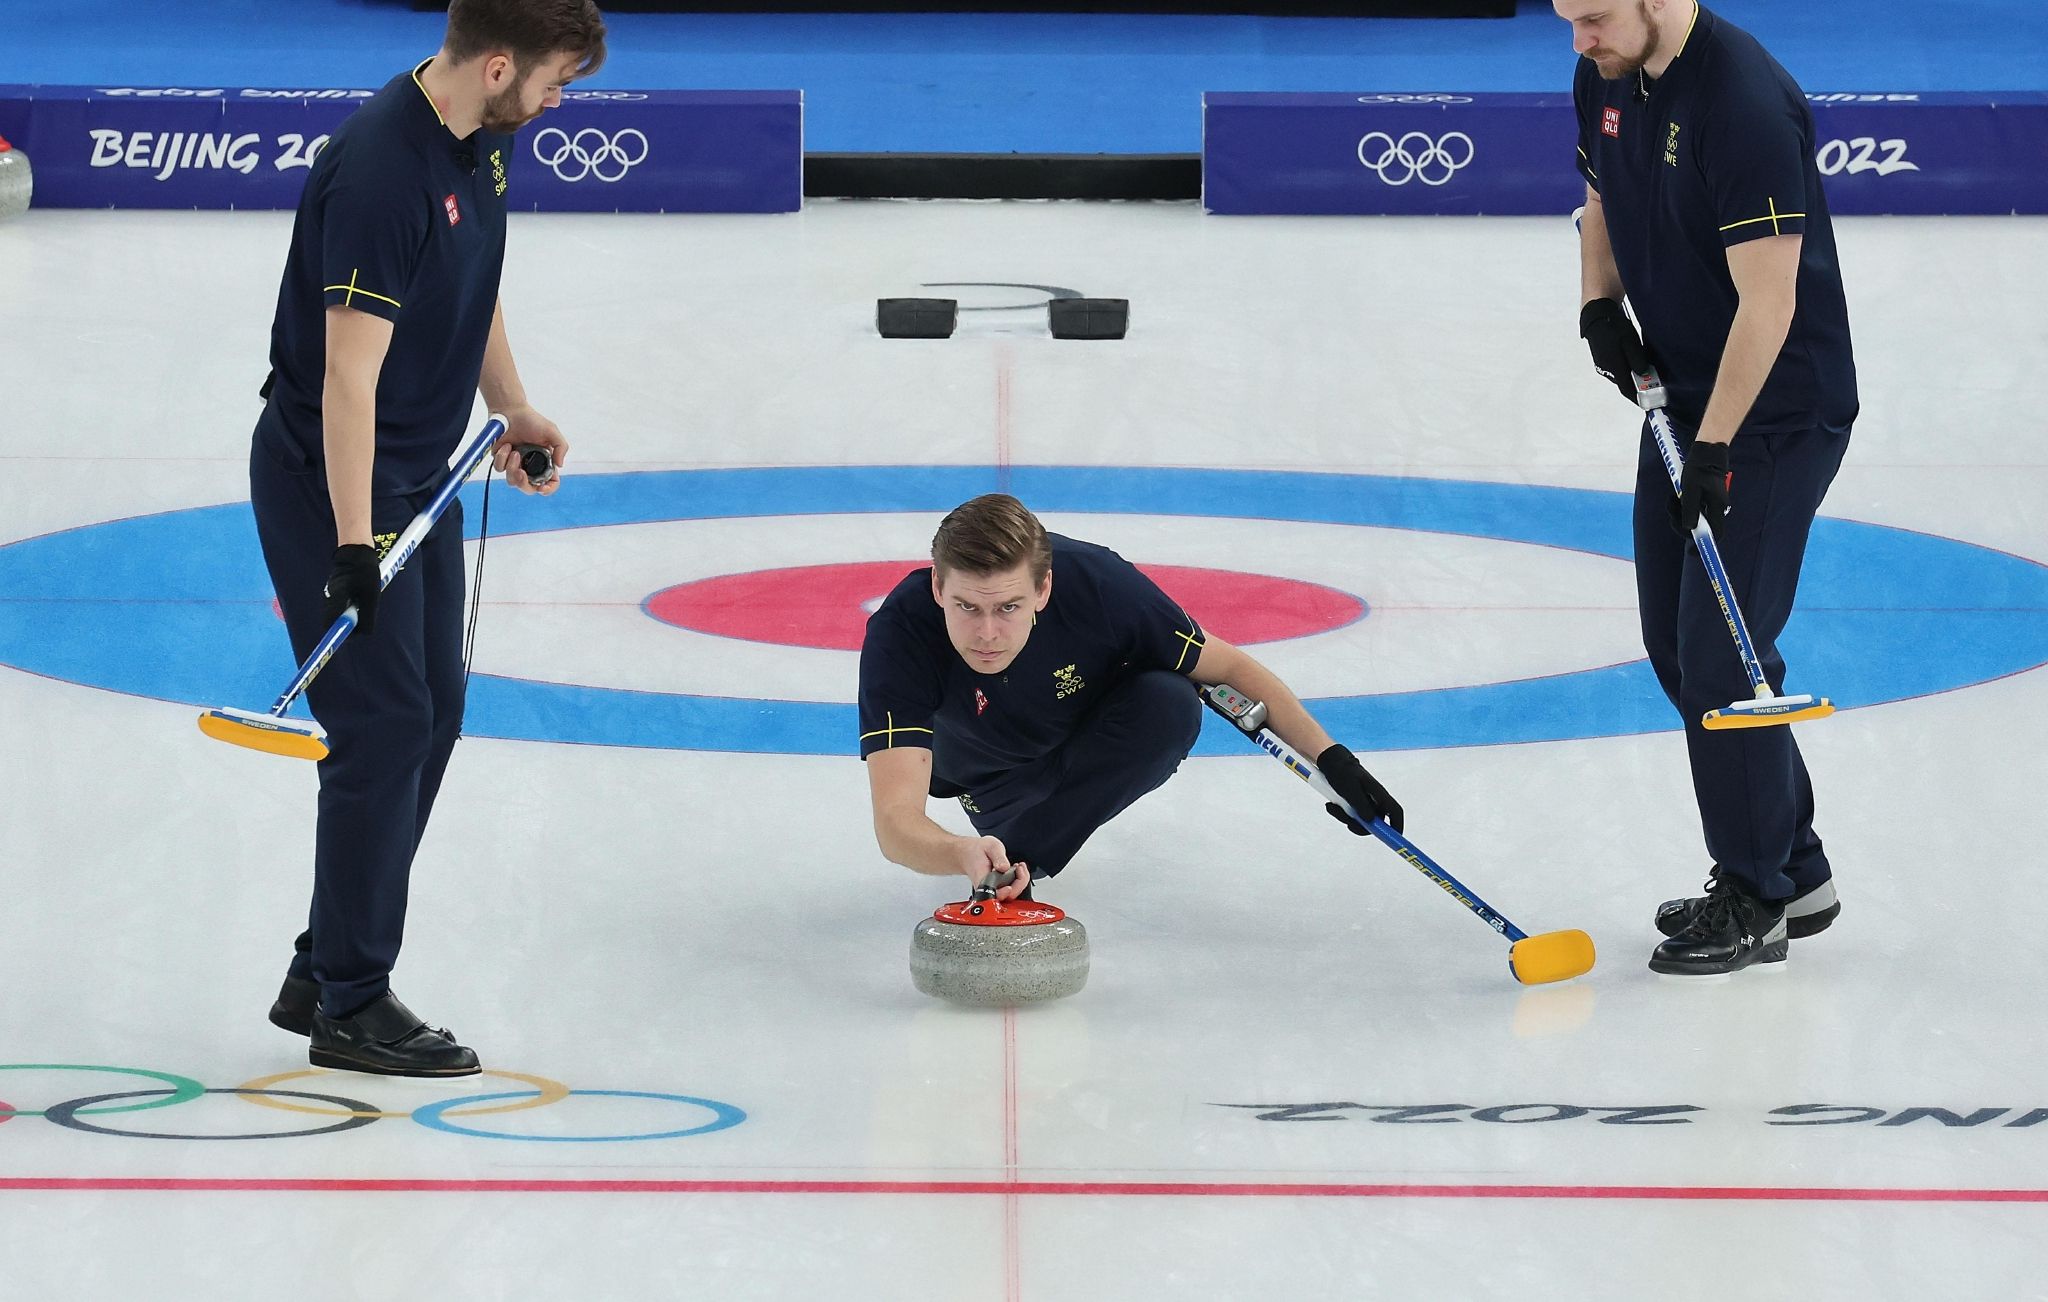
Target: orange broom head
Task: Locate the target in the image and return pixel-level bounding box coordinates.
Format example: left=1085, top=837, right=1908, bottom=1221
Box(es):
left=197, top=707, right=329, bottom=761
left=1703, top=695, right=1834, bottom=730
left=1508, top=929, right=1596, bottom=985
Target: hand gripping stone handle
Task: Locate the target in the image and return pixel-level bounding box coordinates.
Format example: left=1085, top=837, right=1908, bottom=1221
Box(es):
left=970, top=868, right=1019, bottom=902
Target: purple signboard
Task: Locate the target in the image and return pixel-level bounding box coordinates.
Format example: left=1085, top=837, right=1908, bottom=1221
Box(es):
left=0, top=85, right=802, bottom=213
left=1202, top=91, right=2048, bottom=217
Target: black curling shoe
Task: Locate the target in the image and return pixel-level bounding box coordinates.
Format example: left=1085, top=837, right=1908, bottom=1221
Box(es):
left=309, top=993, right=481, bottom=1077
left=268, top=975, right=319, bottom=1037
left=1649, top=889, right=1788, bottom=976
left=1657, top=871, right=1839, bottom=940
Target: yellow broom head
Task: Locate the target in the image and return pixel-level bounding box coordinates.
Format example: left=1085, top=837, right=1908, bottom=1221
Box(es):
left=197, top=707, right=329, bottom=761
left=1508, top=929, right=1597, bottom=985
left=1703, top=695, right=1834, bottom=730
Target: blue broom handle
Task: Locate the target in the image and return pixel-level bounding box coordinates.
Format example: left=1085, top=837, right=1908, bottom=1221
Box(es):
left=1233, top=712, right=1529, bottom=943
left=1642, top=404, right=1773, bottom=699
left=262, top=414, right=507, bottom=717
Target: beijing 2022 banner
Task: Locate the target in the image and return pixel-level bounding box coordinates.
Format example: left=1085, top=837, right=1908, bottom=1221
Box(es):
left=1202, top=91, right=2048, bottom=217
left=0, top=85, right=802, bottom=213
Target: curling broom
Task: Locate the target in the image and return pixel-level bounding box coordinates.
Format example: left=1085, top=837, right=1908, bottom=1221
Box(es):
left=196, top=413, right=507, bottom=761
left=1202, top=683, right=1594, bottom=985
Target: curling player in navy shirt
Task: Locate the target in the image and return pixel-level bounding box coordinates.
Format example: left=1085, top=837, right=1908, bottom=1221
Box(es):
left=250, top=0, right=605, bottom=1075
left=1560, top=0, right=1856, bottom=976
left=859, top=494, right=1404, bottom=904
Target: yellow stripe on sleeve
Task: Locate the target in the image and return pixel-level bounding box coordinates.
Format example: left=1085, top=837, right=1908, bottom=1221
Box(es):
left=859, top=711, right=934, bottom=748
left=1719, top=197, right=1806, bottom=236
left=323, top=268, right=402, bottom=311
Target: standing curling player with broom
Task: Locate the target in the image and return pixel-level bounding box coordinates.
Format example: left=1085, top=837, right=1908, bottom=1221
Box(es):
left=1559, top=0, right=1857, bottom=975
left=248, top=0, right=604, bottom=1074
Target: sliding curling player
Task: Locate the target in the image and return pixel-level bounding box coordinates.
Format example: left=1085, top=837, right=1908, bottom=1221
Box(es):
left=866, top=494, right=1594, bottom=1006
left=865, top=493, right=1395, bottom=1006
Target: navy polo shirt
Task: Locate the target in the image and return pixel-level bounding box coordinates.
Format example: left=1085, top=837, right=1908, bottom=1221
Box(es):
left=261, top=60, right=511, bottom=497
left=1573, top=5, right=1857, bottom=435
left=857, top=535, right=1208, bottom=787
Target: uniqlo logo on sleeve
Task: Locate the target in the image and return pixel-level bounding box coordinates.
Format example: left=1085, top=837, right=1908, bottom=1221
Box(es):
left=1601, top=107, right=1622, bottom=138
left=443, top=194, right=461, bottom=225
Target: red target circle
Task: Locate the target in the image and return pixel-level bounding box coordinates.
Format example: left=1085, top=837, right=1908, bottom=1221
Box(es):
left=644, top=560, right=1365, bottom=651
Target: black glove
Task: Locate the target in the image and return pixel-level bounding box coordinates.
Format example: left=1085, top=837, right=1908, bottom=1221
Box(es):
left=1578, top=298, right=1651, bottom=405
left=323, top=543, right=382, bottom=635
left=1669, top=438, right=1731, bottom=539
left=1317, top=743, right=1403, bottom=836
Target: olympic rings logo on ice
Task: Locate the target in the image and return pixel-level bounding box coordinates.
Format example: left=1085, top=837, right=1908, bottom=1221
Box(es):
left=532, top=126, right=649, bottom=183
left=0, top=1064, right=746, bottom=1143
left=562, top=90, right=649, bottom=101
left=1356, top=130, right=1476, bottom=186
left=1354, top=93, right=1474, bottom=105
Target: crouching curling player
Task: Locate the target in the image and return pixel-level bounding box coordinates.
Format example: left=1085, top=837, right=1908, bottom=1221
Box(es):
left=858, top=493, right=1402, bottom=901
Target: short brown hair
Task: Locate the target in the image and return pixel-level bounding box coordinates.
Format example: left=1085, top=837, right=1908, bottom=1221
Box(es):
left=446, top=0, right=608, bottom=80
left=932, top=494, right=1051, bottom=585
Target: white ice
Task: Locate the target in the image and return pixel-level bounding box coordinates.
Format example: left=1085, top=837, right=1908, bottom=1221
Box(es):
left=1, top=200, right=2045, bottom=1299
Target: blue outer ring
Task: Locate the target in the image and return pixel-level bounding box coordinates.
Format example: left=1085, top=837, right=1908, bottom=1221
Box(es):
left=410, top=1089, right=747, bottom=1142
left=1, top=464, right=2044, bottom=755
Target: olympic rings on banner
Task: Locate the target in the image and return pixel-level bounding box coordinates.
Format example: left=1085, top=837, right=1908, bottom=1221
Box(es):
left=532, top=126, right=649, bottom=183
left=0, top=1064, right=206, bottom=1118
left=1356, top=129, right=1476, bottom=187
left=0, top=1064, right=747, bottom=1143
left=411, top=1089, right=747, bottom=1143
left=45, top=1089, right=384, bottom=1140
left=236, top=1069, right=570, bottom=1120
left=1354, top=93, right=1475, bottom=105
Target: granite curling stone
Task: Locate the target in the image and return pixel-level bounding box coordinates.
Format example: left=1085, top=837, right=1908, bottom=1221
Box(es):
left=0, top=136, right=31, bottom=221
left=910, top=872, right=1089, bottom=1006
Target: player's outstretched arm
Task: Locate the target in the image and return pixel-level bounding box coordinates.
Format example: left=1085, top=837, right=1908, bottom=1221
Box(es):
left=866, top=746, right=1028, bottom=899
left=1190, top=636, right=1404, bottom=833
left=1189, top=637, right=1331, bottom=758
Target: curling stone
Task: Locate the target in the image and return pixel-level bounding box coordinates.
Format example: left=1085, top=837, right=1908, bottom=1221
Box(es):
left=0, top=136, right=30, bottom=221
left=910, top=870, right=1088, bottom=1006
